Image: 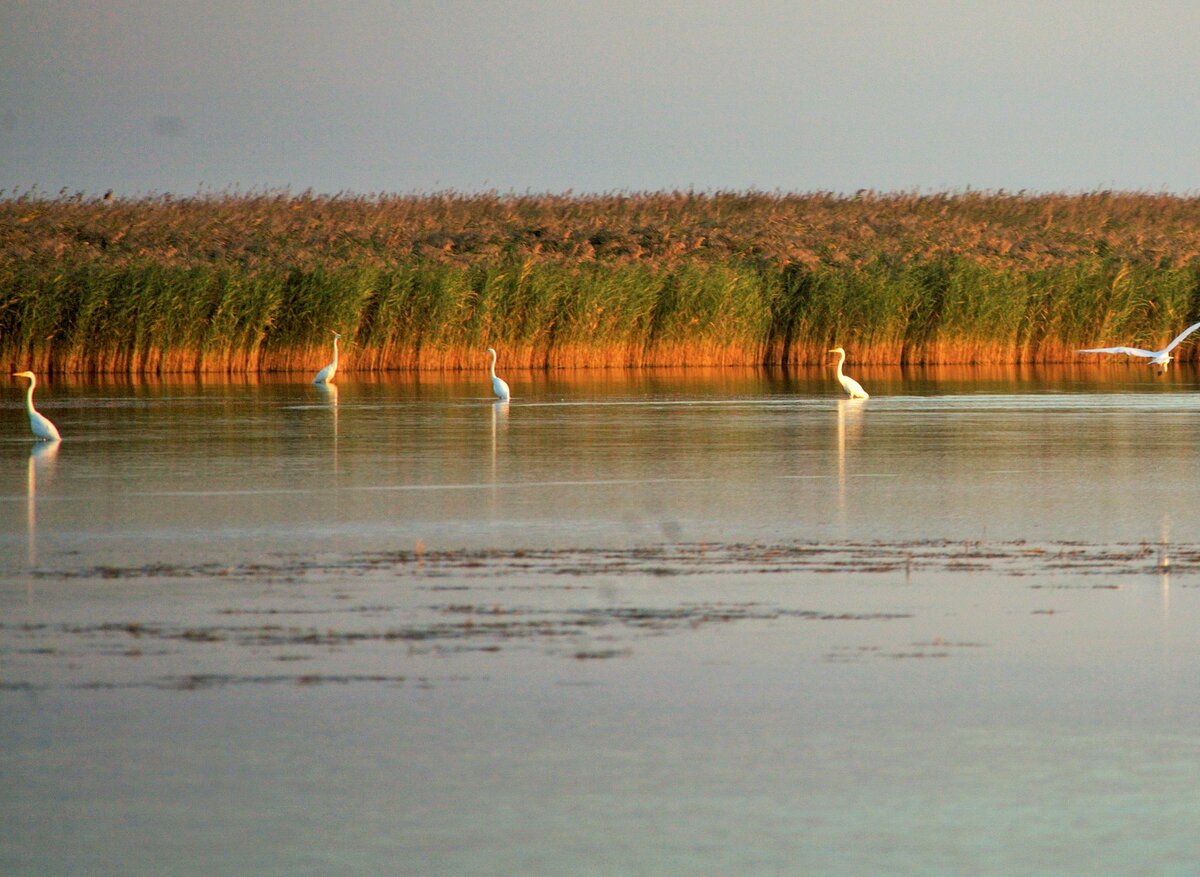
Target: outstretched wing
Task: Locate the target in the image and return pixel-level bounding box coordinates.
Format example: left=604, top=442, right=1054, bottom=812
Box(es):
left=1077, top=346, right=1156, bottom=358
left=1163, top=320, right=1200, bottom=353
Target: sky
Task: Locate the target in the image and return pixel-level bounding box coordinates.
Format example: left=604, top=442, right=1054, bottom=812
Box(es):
left=4, top=1, right=1200, bottom=197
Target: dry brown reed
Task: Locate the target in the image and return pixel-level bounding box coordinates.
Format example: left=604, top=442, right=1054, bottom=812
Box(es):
left=5, top=189, right=1200, bottom=372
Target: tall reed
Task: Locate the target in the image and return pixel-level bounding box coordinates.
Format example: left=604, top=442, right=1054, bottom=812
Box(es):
left=4, top=190, right=1200, bottom=373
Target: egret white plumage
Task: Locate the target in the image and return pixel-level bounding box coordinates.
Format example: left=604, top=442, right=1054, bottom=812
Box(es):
left=12, top=371, right=61, bottom=441
left=1078, top=320, right=1200, bottom=373
left=313, top=332, right=342, bottom=384
left=828, top=347, right=869, bottom=399
left=486, top=347, right=511, bottom=401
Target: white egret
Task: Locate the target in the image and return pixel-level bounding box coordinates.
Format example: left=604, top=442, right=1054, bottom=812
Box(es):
left=487, top=347, right=511, bottom=401
left=12, top=371, right=61, bottom=441
left=1078, top=320, right=1200, bottom=373
left=828, top=347, right=869, bottom=399
left=313, top=332, right=343, bottom=384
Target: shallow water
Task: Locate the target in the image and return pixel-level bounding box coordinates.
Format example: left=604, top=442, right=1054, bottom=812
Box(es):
left=3, top=365, right=1200, bottom=875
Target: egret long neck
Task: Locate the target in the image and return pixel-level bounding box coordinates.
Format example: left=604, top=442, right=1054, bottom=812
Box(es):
left=835, top=350, right=846, bottom=380
left=489, top=350, right=497, bottom=378
left=330, top=337, right=339, bottom=366
left=23, top=380, right=36, bottom=415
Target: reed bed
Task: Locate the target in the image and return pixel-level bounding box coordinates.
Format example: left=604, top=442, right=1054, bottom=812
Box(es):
left=4, top=189, right=1200, bottom=373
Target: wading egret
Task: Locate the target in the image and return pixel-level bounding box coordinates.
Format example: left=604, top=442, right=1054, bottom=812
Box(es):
left=313, top=332, right=343, bottom=384
left=486, top=347, right=511, bottom=401
left=1078, top=320, right=1200, bottom=373
left=12, top=371, right=61, bottom=441
left=828, top=347, right=869, bottom=399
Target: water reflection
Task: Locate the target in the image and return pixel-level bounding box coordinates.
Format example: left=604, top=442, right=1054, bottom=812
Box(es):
left=313, top=381, right=338, bottom=409
left=491, top=400, right=509, bottom=480
left=7, top=368, right=1200, bottom=877
left=1158, top=510, right=1171, bottom=570
left=5, top=368, right=1200, bottom=568
left=314, top=382, right=339, bottom=474
left=1158, top=510, right=1172, bottom=626
left=1153, top=510, right=1174, bottom=720
left=25, top=440, right=58, bottom=568
left=835, top=399, right=866, bottom=531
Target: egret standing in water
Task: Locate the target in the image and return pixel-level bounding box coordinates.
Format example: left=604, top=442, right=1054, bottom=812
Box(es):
left=828, top=347, right=869, bottom=399
left=486, top=347, right=511, bottom=401
left=12, top=371, right=61, bottom=441
left=1078, top=320, right=1200, bottom=373
left=313, top=332, right=343, bottom=384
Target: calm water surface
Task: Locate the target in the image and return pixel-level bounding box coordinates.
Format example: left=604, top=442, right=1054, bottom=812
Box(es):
left=3, top=365, right=1200, bottom=875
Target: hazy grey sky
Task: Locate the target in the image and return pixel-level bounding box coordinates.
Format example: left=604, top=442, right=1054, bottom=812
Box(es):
left=4, top=1, right=1200, bottom=196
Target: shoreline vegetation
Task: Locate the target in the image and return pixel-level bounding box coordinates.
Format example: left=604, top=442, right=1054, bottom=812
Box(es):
left=4, top=189, right=1200, bottom=374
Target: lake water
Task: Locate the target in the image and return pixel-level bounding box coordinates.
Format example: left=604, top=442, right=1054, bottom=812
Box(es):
left=3, top=365, right=1200, bottom=875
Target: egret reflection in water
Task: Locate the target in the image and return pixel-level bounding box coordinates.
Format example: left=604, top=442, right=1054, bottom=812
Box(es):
left=1159, top=510, right=1172, bottom=570
left=835, top=398, right=865, bottom=530
left=314, top=381, right=339, bottom=405
left=314, top=381, right=339, bottom=427
left=313, top=381, right=339, bottom=474
left=25, top=439, right=59, bottom=572
left=491, top=399, right=509, bottom=477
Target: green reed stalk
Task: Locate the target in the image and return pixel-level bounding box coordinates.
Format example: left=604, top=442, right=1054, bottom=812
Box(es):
left=5, top=192, right=1200, bottom=373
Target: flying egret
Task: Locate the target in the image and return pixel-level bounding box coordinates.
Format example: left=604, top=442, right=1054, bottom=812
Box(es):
left=828, top=347, right=869, bottom=399
left=1078, top=320, right=1200, bottom=373
left=486, top=347, right=511, bottom=401
left=313, top=332, right=343, bottom=384
left=12, top=371, right=61, bottom=441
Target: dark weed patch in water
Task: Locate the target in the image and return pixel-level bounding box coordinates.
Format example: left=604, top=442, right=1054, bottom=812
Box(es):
left=34, top=539, right=1200, bottom=585
left=826, top=639, right=989, bottom=663
left=572, top=649, right=632, bottom=660
left=0, top=596, right=916, bottom=691
left=68, top=673, right=415, bottom=691
left=7, top=538, right=1189, bottom=691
